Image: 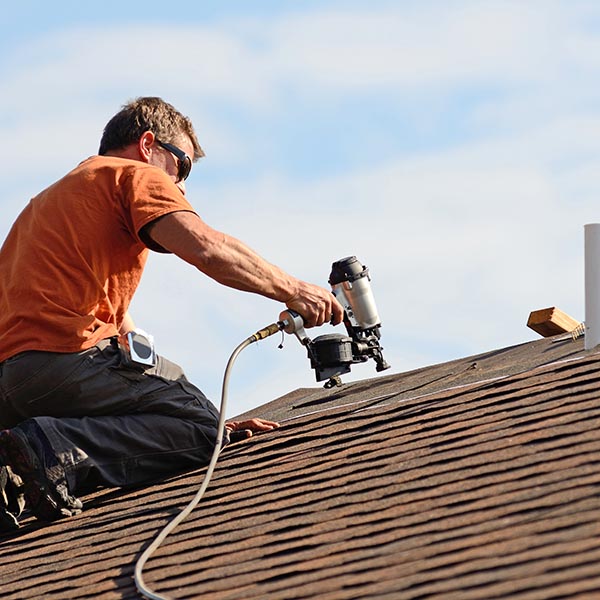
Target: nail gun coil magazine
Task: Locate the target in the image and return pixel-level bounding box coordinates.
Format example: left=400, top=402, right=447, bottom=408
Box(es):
left=309, top=333, right=354, bottom=381
left=281, top=256, right=390, bottom=387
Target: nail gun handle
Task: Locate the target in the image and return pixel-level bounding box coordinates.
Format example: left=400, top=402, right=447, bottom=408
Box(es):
left=278, top=309, right=302, bottom=334
left=278, top=310, right=310, bottom=344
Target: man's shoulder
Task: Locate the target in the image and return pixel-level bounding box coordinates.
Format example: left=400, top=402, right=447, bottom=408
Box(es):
left=74, top=155, right=174, bottom=189
left=74, top=155, right=145, bottom=176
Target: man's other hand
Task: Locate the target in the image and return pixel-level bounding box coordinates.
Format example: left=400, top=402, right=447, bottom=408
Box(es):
left=225, top=418, right=280, bottom=442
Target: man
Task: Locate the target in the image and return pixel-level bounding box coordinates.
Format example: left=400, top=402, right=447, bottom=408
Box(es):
left=0, top=97, right=344, bottom=530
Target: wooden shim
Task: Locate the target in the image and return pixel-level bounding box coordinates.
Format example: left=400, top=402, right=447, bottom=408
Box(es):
left=527, top=307, right=582, bottom=338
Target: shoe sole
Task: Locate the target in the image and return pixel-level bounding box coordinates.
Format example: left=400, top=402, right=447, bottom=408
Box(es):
left=0, top=466, right=22, bottom=531
left=0, top=430, right=82, bottom=521
left=0, top=507, right=20, bottom=531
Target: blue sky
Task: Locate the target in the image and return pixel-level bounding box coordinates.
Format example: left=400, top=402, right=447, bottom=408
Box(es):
left=2, top=1, right=600, bottom=415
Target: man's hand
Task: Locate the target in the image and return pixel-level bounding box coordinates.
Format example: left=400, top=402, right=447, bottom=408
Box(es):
left=285, top=281, right=345, bottom=329
left=225, top=418, right=280, bottom=442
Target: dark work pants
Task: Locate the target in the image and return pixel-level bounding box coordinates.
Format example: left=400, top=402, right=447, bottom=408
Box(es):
left=0, top=338, right=221, bottom=494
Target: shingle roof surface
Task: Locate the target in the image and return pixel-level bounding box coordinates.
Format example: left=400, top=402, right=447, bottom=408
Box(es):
left=1, top=335, right=600, bottom=599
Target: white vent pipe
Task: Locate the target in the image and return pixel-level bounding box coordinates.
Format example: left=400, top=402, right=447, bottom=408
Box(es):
left=585, top=223, right=600, bottom=350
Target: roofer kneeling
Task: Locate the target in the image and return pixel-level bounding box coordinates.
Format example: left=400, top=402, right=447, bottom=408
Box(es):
left=0, top=97, right=343, bottom=529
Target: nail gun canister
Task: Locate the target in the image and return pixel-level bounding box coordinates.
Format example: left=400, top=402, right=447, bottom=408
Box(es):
left=309, top=333, right=354, bottom=381
left=329, top=256, right=381, bottom=330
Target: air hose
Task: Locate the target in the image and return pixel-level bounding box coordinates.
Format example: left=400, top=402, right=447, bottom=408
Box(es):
left=134, top=321, right=283, bottom=600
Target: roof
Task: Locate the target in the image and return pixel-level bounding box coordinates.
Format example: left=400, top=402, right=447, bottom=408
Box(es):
left=2, top=333, right=600, bottom=599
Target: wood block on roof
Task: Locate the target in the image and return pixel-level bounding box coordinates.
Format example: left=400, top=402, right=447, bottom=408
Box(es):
left=527, top=306, right=581, bottom=337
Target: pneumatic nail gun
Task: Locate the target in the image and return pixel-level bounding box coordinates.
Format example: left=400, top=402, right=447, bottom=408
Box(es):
left=279, top=256, right=390, bottom=388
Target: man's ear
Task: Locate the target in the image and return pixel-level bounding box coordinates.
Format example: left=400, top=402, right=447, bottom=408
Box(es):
left=138, top=131, right=155, bottom=163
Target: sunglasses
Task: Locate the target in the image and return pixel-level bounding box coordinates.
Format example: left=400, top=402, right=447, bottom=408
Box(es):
left=156, top=139, right=192, bottom=183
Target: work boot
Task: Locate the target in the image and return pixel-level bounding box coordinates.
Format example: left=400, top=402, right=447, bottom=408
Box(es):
left=0, top=465, right=25, bottom=531
left=0, top=421, right=82, bottom=522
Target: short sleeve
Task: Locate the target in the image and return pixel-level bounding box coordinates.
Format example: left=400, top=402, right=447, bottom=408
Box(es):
left=119, top=163, right=197, bottom=246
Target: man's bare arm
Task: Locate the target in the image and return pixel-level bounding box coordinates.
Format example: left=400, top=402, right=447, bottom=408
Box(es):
left=119, top=311, right=136, bottom=335
left=144, top=211, right=344, bottom=328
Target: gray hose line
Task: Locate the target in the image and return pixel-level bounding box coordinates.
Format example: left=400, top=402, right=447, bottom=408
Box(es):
left=134, top=332, right=261, bottom=600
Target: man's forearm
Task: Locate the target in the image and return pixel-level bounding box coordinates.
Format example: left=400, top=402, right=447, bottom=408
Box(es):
left=145, top=211, right=344, bottom=328
left=146, top=211, right=298, bottom=301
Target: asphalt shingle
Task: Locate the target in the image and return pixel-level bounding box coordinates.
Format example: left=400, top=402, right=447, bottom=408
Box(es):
left=1, top=335, right=600, bottom=599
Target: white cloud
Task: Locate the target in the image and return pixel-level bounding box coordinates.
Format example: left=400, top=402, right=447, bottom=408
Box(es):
left=2, top=1, right=600, bottom=414
left=138, top=125, right=594, bottom=415
left=269, top=3, right=557, bottom=88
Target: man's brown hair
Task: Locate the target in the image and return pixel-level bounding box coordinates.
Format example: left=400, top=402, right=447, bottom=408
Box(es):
left=98, top=97, right=204, bottom=160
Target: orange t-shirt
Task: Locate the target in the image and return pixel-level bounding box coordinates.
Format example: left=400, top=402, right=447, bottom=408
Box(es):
left=0, top=155, right=195, bottom=362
